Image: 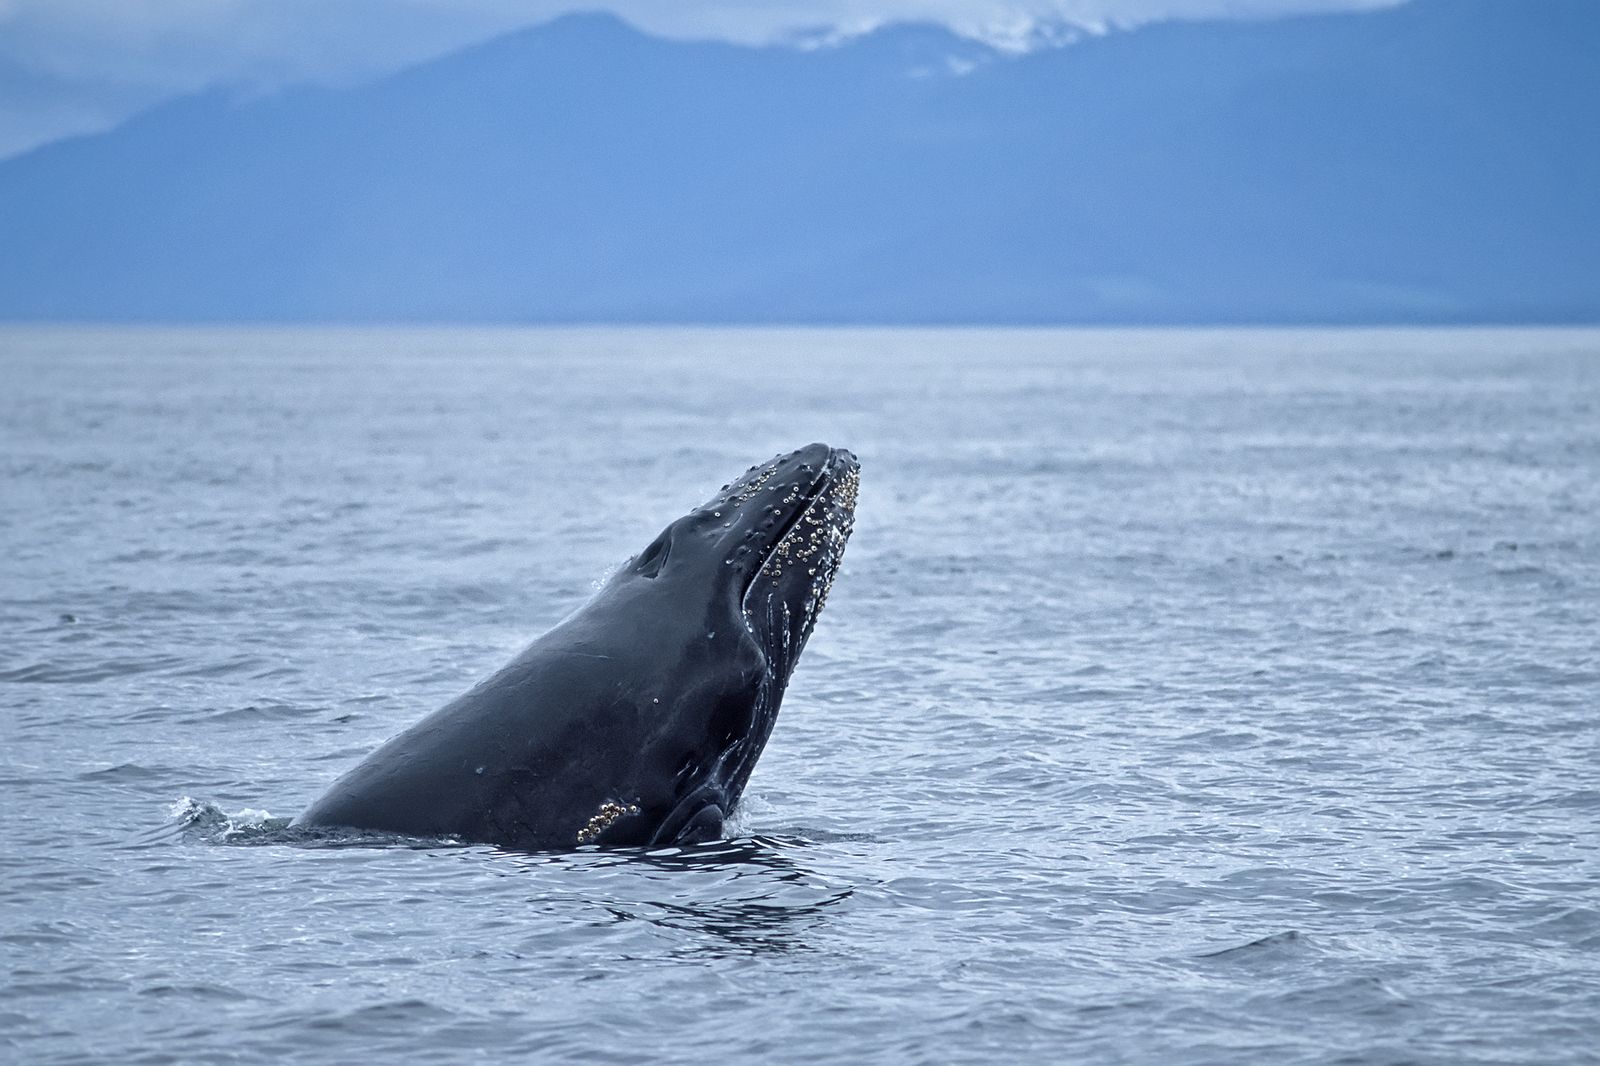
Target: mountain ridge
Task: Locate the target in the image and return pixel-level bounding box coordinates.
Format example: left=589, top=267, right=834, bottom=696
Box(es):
left=2, top=0, right=1596, bottom=324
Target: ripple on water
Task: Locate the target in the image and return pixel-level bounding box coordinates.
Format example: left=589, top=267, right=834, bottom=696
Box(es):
left=4, top=327, right=1600, bottom=1065
left=0, top=656, right=186, bottom=683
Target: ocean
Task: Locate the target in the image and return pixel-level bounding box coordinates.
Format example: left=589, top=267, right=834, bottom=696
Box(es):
left=2, top=326, right=1597, bottom=1064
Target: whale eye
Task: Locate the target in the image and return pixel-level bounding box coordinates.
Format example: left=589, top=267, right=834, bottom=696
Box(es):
left=633, top=529, right=672, bottom=578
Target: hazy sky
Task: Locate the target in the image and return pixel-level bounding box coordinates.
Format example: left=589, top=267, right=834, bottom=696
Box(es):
left=0, top=0, right=1406, bottom=158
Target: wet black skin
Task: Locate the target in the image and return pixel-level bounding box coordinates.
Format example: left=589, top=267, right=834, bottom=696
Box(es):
left=294, top=443, right=858, bottom=851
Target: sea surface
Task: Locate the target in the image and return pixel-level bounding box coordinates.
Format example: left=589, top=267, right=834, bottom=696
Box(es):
left=2, top=326, right=1597, bottom=1065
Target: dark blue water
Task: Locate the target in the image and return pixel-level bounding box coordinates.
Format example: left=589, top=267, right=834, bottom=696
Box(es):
left=3, top=326, right=1598, bottom=1064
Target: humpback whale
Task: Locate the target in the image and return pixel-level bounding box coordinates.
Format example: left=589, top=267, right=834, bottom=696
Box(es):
left=295, top=443, right=859, bottom=850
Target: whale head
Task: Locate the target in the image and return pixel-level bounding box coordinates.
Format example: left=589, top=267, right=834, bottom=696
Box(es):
left=593, top=442, right=860, bottom=845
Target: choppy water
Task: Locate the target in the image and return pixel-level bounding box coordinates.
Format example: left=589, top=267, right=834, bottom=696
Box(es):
left=3, top=326, right=1598, bottom=1064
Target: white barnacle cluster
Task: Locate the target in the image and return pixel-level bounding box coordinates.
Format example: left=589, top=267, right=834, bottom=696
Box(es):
left=725, top=461, right=778, bottom=508
left=721, top=456, right=859, bottom=600
left=806, top=465, right=859, bottom=613
left=761, top=463, right=859, bottom=615
left=575, top=801, right=641, bottom=844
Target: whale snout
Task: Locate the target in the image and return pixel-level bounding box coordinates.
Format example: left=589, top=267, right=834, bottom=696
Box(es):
left=698, top=443, right=857, bottom=586
left=735, top=444, right=858, bottom=673
left=789, top=443, right=858, bottom=483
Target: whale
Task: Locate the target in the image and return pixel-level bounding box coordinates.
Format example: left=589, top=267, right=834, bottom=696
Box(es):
left=294, top=443, right=859, bottom=850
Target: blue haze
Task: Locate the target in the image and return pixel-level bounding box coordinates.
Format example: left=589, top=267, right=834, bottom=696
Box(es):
left=0, top=0, right=1596, bottom=324
left=3, top=326, right=1599, bottom=1063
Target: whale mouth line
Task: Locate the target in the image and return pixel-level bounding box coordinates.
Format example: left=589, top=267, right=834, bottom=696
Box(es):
left=738, top=456, right=837, bottom=611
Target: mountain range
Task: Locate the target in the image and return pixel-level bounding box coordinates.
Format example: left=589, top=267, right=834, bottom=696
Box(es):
left=1, top=0, right=1596, bottom=324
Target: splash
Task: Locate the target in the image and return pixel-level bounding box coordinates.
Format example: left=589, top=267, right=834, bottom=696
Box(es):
left=168, top=796, right=293, bottom=843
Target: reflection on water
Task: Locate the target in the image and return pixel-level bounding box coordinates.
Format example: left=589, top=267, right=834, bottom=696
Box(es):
left=489, top=836, right=853, bottom=958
